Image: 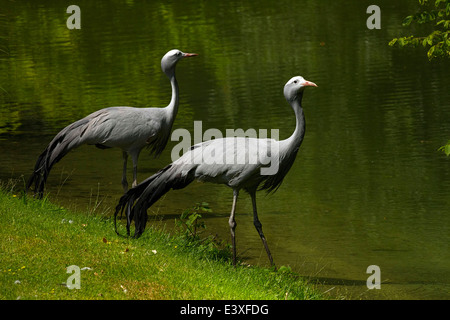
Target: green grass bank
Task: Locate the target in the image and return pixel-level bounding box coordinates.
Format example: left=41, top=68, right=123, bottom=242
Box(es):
left=0, top=189, right=323, bottom=300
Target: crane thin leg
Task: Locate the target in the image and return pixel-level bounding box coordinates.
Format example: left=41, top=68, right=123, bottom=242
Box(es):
left=122, top=151, right=129, bottom=192
left=229, top=190, right=239, bottom=266
left=131, top=150, right=140, bottom=188
left=250, top=192, right=275, bottom=267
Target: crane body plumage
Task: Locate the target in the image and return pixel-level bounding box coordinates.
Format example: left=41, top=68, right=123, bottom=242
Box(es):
left=115, top=76, right=317, bottom=267
left=26, top=49, right=197, bottom=198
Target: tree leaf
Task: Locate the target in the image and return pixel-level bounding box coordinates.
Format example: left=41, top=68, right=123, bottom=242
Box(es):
left=445, top=144, right=450, bottom=156
left=402, top=15, right=414, bottom=26
left=388, top=38, right=398, bottom=46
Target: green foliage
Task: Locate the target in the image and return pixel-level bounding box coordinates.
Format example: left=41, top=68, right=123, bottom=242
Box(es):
left=438, top=140, right=450, bottom=156
left=175, top=202, right=232, bottom=262
left=175, top=202, right=212, bottom=240
left=389, top=0, right=450, bottom=60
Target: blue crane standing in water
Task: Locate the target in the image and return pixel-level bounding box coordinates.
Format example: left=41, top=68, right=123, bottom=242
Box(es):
left=115, top=76, right=317, bottom=267
left=26, top=49, right=198, bottom=198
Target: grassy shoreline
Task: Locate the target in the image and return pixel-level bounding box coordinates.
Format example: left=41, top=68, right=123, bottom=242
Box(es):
left=0, top=189, right=323, bottom=300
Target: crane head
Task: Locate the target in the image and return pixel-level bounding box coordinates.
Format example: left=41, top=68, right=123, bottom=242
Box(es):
left=161, top=49, right=198, bottom=75
left=284, top=76, right=317, bottom=102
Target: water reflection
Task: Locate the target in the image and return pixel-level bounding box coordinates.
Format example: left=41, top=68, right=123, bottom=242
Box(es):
left=1, top=0, right=450, bottom=299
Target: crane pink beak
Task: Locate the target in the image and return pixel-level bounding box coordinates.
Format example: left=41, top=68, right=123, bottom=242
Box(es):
left=303, top=80, right=318, bottom=87
left=183, top=53, right=198, bottom=58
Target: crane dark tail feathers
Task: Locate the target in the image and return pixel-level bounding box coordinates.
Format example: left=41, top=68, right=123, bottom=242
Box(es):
left=26, top=119, right=89, bottom=199
left=26, top=150, right=50, bottom=199
left=26, top=136, right=72, bottom=199
left=114, top=164, right=194, bottom=238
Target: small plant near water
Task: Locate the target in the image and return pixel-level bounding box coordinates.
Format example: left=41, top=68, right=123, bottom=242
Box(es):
left=175, top=202, right=211, bottom=239
left=175, top=202, right=232, bottom=262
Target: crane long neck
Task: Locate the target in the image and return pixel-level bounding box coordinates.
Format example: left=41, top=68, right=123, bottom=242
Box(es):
left=285, top=92, right=306, bottom=150
left=258, top=91, right=306, bottom=193
left=166, top=73, right=179, bottom=121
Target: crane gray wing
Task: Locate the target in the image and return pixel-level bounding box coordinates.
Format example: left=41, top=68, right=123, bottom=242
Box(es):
left=173, top=137, right=280, bottom=190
